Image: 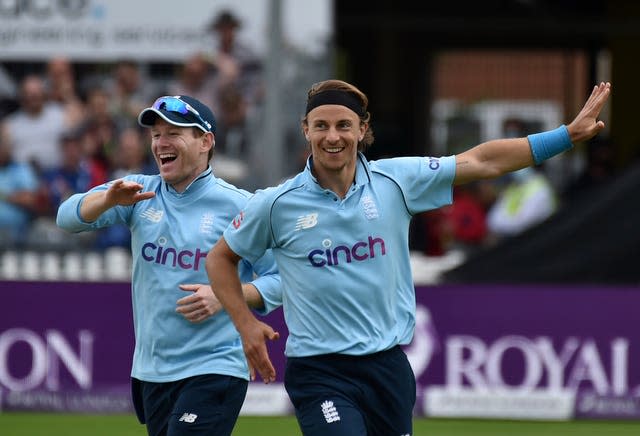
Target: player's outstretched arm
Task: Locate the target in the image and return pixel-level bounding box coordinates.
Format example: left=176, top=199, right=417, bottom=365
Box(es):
left=80, top=179, right=155, bottom=222
left=454, top=82, right=611, bottom=186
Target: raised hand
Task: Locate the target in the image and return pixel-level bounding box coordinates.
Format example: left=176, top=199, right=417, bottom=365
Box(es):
left=105, top=179, right=155, bottom=207
left=567, top=82, right=611, bottom=143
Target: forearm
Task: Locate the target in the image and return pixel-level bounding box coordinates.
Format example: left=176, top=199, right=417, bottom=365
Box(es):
left=207, top=245, right=259, bottom=330
left=455, top=137, right=534, bottom=185
left=79, top=191, right=114, bottom=222
left=478, top=137, right=535, bottom=172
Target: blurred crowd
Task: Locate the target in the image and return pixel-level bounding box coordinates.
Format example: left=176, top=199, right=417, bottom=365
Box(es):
left=0, top=10, right=619, bottom=256
left=0, top=10, right=266, bottom=251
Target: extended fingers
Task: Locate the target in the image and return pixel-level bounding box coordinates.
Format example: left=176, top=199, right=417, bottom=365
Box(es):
left=249, top=352, right=276, bottom=383
left=133, top=191, right=156, bottom=201
left=243, top=328, right=277, bottom=383
left=177, top=306, right=210, bottom=323
left=588, top=82, right=611, bottom=111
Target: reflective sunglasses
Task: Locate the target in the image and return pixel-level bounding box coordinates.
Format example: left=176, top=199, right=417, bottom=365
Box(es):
left=151, top=96, right=212, bottom=132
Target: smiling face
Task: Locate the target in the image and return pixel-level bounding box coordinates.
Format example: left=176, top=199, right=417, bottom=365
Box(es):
left=149, top=119, right=213, bottom=192
left=303, top=104, right=366, bottom=190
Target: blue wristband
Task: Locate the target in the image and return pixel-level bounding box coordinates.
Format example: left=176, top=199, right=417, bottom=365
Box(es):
left=527, top=125, right=574, bottom=165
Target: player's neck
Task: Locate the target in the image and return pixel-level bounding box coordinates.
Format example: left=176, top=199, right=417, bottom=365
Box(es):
left=313, top=168, right=355, bottom=199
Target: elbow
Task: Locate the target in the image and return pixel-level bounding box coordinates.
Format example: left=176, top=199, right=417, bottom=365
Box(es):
left=56, top=196, right=86, bottom=233
left=56, top=216, right=83, bottom=233
left=485, top=165, right=507, bottom=180
left=56, top=204, right=74, bottom=231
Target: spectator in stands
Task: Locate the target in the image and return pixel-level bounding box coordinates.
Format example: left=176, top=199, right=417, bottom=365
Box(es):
left=206, top=10, right=263, bottom=158
left=565, top=135, right=616, bottom=197
left=166, top=52, right=217, bottom=114
left=40, top=128, right=97, bottom=215
left=108, top=59, right=157, bottom=126
left=80, top=83, right=120, bottom=184
left=0, top=123, right=39, bottom=247
left=110, top=126, right=156, bottom=180
left=0, top=64, right=17, bottom=119
left=486, top=166, right=558, bottom=238
left=410, top=181, right=494, bottom=256
left=3, top=74, right=68, bottom=173
left=208, top=10, right=263, bottom=102
left=444, top=181, right=495, bottom=253
left=45, top=56, right=85, bottom=129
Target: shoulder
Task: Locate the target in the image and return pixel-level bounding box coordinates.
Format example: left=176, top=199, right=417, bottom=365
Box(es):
left=245, top=175, right=307, bottom=209
left=267, top=173, right=307, bottom=200
left=213, top=177, right=253, bottom=203
left=369, top=156, right=422, bottom=178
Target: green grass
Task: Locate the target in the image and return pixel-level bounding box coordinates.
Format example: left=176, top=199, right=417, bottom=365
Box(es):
left=0, top=413, right=639, bottom=435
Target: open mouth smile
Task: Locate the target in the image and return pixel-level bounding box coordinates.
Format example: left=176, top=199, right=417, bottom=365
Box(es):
left=159, top=153, right=177, bottom=165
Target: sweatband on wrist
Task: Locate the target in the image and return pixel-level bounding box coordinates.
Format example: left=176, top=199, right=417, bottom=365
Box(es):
left=527, top=125, right=574, bottom=165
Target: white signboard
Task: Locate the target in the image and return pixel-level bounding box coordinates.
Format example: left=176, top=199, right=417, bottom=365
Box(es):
left=0, top=0, right=331, bottom=61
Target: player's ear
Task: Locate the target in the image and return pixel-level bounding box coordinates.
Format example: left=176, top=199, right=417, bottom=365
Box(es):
left=201, top=131, right=215, bottom=153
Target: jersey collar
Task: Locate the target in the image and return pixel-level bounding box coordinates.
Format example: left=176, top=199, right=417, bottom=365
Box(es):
left=164, top=166, right=213, bottom=195
left=304, top=152, right=372, bottom=192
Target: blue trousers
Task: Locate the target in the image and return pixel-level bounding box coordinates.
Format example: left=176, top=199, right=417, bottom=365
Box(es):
left=132, top=374, right=248, bottom=436
left=285, top=345, right=416, bottom=436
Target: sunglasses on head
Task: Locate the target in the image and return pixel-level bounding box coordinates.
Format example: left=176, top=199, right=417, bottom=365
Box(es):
left=151, top=96, right=212, bottom=132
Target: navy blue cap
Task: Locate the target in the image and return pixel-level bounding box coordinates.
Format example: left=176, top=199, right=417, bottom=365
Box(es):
left=138, top=95, right=216, bottom=134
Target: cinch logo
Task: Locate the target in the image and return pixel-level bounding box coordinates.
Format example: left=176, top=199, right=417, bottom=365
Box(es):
left=307, top=236, right=386, bottom=267
left=427, top=157, right=440, bottom=170
left=141, top=237, right=207, bottom=271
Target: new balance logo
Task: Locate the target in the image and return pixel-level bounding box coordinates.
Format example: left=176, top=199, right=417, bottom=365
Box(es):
left=321, top=400, right=340, bottom=423
left=178, top=413, right=198, bottom=423
left=140, top=208, right=163, bottom=223
left=295, top=212, right=318, bottom=230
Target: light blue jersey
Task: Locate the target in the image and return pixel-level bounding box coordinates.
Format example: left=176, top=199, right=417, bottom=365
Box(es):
left=223, top=153, right=455, bottom=357
left=57, top=167, right=281, bottom=382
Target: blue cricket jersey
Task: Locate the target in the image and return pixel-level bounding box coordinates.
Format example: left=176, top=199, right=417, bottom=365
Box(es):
left=223, top=153, right=455, bottom=357
left=57, top=167, right=281, bottom=382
